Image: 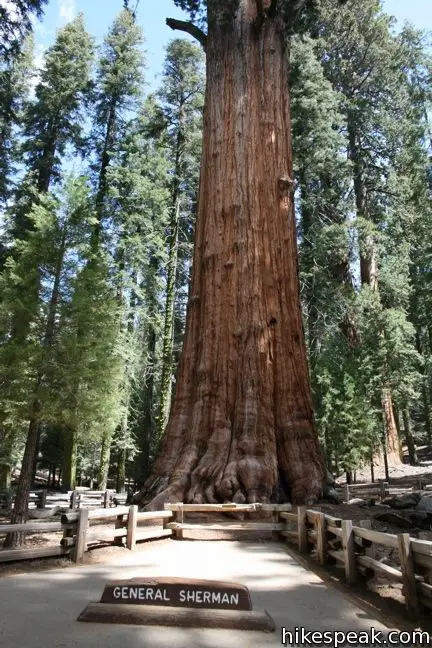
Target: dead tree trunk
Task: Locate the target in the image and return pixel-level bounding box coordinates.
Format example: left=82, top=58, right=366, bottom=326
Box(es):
left=137, top=1, right=325, bottom=508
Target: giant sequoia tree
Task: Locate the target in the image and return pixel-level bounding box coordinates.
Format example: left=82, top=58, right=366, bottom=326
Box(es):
left=137, top=0, right=326, bottom=508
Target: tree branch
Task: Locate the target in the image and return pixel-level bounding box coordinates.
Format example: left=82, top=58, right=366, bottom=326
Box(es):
left=166, top=18, right=207, bottom=50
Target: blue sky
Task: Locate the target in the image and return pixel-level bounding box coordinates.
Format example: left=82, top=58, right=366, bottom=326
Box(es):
left=29, top=0, right=432, bottom=91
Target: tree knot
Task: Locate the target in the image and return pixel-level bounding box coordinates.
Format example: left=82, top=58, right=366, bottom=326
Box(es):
left=278, top=175, right=294, bottom=199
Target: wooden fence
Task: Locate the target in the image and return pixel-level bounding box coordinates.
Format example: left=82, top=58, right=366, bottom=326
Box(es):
left=1, top=500, right=432, bottom=618
left=278, top=506, right=432, bottom=618
left=337, top=479, right=432, bottom=503
left=0, top=489, right=125, bottom=511
left=0, top=505, right=169, bottom=564
left=163, top=502, right=432, bottom=618
left=339, top=481, right=390, bottom=502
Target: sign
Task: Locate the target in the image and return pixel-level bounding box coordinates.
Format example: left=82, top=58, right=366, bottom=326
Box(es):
left=100, top=577, right=252, bottom=611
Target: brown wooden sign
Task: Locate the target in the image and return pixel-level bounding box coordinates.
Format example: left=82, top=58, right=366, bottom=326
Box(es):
left=100, top=577, right=252, bottom=610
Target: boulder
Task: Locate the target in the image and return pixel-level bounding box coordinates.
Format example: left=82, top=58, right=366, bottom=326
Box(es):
left=392, top=493, right=421, bottom=509
left=348, top=498, right=367, bottom=506
left=407, top=511, right=431, bottom=530
left=417, top=496, right=432, bottom=513
left=28, top=506, right=60, bottom=519
left=374, top=511, right=415, bottom=529
left=381, top=493, right=421, bottom=509
left=323, top=487, right=341, bottom=504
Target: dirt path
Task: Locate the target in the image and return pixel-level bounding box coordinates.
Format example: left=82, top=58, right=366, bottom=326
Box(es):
left=0, top=538, right=404, bottom=648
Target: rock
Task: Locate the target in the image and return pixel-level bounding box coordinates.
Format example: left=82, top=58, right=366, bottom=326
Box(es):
left=28, top=506, right=60, bottom=519
left=407, top=511, right=431, bottom=529
left=381, top=496, right=397, bottom=507
left=348, top=498, right=367, bottom=506
left=323, top=487, right=341, bottom=504
left=374, top=511, right=415, bottom=529
left=417, top=496, right=432, bottom=513
left=381, top=493, right=421, bottom=510
left=393, top=493, right=422, bottom=509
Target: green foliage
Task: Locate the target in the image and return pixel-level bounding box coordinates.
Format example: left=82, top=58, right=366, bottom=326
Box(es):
left=0, top=36, right=34, bottom=207
left=0, top=0, right=47, bottom=60
left=23, top=14, right=94, bottom=185
left=1, top=0, right=432, bottom=491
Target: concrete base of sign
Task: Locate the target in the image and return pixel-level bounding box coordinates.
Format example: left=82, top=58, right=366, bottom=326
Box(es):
left=77, top=602, right=275, bottom=632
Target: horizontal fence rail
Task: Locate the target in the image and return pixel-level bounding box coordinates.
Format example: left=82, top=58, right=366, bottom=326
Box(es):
left=0, top=488, right=126, bottom=511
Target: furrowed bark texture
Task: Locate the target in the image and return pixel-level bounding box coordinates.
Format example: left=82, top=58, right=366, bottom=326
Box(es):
left=138, top=1, right=325, bottom=508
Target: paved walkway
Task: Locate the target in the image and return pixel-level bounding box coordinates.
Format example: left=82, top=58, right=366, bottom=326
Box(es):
left=0, top=540, right=397, bottom=648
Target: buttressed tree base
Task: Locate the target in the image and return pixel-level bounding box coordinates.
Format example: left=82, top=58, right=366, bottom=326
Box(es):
left=136, top=0, right=326, bottom=509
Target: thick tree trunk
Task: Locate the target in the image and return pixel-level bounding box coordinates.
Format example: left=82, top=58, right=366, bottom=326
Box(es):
left=0, top=463, right=11, bottom=490
left=137, top=2, right=325, bottom=508
left=381, top=388, right=402, bottom=466
left=62, top=428, right=77, bottom=491
left=4, top=408, right=40, bottom=547
left=414, top=327, right=432, bottom=442
left=402, top=408, right=418, bottom=466
left=116, top=406, right=130, bottom=493
left=158, top=181, right=181, bottom=439
left=117, top=449, right=126, bottom=493
left=0, top=431, right=14, bottom=490
left=98, top=431, right=112, bottom=491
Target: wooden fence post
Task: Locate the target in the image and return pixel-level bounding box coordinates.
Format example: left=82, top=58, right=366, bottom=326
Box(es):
left=103, top=490, right=109, bottom=508
left=398, top=533, right=421, bottom=618
left=126, top=505, right=138, bottom=550
left=380, top=481, right=389, bottom=500
left=344, top=484, right=350, bottom=503
left=342, top=519, right=357, bottom=585
left=37, top=490, right=47, bottom=509
left=113, top=512, right=123, bottom=545
left=70, top=490, right=79, bottom=510
left=297, top=506, right=308, bottom=552
left=173, top=503, right=184, bottom=540
left=73, top=508, right=88, bottom=563
left=316, top=512, right=327, bottom=565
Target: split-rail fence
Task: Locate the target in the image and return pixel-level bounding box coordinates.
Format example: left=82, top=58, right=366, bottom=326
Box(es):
left=1, top=499, right=432, bottom=618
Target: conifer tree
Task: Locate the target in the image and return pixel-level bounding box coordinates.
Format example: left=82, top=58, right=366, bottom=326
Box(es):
left=0, top=0, right=47, bottom=60
left=156, top=39, right=205, bottom=439
left=91, top=8, right=145, bottom=247
left=0, top=36, right=33, bottom=211
left=89, top=7, right=145, bottom=488
left=289, top=34, right=369, bottom=473
left=107, top=99, right=170, bottom=490
left=314, top=0, right=420, bottom=470
left=1, top=17, right=94, bottom=538
left=13, top=14, right=94, bottom=238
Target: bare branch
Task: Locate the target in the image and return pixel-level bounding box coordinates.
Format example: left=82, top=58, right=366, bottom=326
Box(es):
left=166, top=18, right=207, bottom=50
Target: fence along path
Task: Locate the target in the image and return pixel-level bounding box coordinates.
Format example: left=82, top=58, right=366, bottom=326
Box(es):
left=1, top=499, right=432, bottom=618
left=335, top=479, right=432, bottom=503
left=0, top=488, right=126, bottom=511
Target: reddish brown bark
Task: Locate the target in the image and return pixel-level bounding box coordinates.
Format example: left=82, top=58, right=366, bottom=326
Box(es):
left=137, top=1, right=325, bottom=508
left=381, top=388, right=402, bottom=466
